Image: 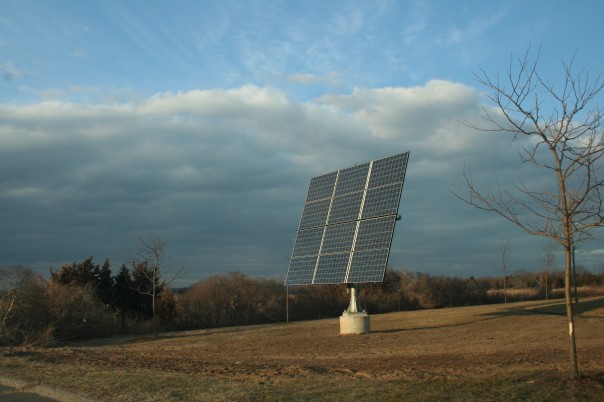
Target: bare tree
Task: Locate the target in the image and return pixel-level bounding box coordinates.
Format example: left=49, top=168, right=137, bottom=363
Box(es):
left=130, top=236, right=183, bottom=338
left=0, top=267, right=52, bottom=346
left=495, top=238, right=512, bottom=304
left=455, top=47, right=604, bottom=378
left=540, top=243, right=557, bottom=301
left=0, top=269, right=18, bottom=342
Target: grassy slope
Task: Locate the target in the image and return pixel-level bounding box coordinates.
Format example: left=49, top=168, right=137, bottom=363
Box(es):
left=1, top=298, right=604, bottom=401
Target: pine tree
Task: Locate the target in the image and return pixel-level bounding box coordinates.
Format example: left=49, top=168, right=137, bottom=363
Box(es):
left=114, top=265, right=138, bottom=315
left=51, top=256, right=98, bottom=288
left=96, top=259, right=115, bottom=308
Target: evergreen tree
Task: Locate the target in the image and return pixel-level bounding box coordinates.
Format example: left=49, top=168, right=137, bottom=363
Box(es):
left=97, top=258, right=115, bottom=308
left=130, top=262, right=157, bottom=319
left=114, top=265, right=138, bottom=315
left=51, top=256, right=98, bottom=288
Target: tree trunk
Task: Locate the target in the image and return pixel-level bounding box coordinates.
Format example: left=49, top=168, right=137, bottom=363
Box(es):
left=545, top=269, right=549, bottom=301
left=503, top=276, right=507, bottom=304
left=564, top=246, right=579, bottom=378
left=152, top=270, right=157, bottom=338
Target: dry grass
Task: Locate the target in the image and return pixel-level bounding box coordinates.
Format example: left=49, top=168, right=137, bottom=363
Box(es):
left=2, top=297, right=604, bottom=401
left=487, top=285, right=604, bottom=300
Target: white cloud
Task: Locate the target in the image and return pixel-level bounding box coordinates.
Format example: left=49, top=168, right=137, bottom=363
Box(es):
left=12, top=85, right=100, bottom=102
left=1, top=186, right=47, bottom=199
left=2, top=61, right=23, bottom=81
left=138, top=85, right=290, bottom=116
left=318, top=80, right=488, bottom=156
left=40, top=88, right=65, bottom=99
left=69, top=85, right=98, bottom=94
left=287, top=72, right=342, bottom=85
left=288, top=73, right=324, bottom=84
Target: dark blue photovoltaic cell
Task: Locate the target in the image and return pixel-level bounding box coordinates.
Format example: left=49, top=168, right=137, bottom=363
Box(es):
left=328, top=191, right=364, bottom=224
left=305, top=171, right=338, bottom=203
left=286, top=256, right=317, bottom=285
left=354, top=216, right=396, bottom=251
left=361, top=184, right=403, bottom=219
left=335, top=163, right=369, bottom=196
left=286, top=151, right=409, bottom=285
left=291, top=227, right=324, bottom=258
left=346, top=249, right=390, bottom=283
left=368, top=153, right=408, bottom=189
left=321, top=222, right=356, bottom=254
left=313, top=253, right=350, bottom=284
left=299, top=199, right=331, bottom=229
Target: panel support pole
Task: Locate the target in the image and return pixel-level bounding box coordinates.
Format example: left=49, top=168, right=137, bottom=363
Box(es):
left=340, top=283, right=370, bottom=334
left=346, top=283, right=362, bottom=313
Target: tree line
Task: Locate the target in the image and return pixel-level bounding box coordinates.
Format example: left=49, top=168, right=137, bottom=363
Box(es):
left=1, top=257, right=603, bottom=346
left=0, top=257, right=176, bottom=346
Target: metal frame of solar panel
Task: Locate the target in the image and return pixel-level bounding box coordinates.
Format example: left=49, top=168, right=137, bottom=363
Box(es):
left=286, top=152, right=410, bottom=285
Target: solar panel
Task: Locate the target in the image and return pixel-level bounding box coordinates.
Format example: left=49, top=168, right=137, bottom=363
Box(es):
left=286, top=151, right=410, bottom=285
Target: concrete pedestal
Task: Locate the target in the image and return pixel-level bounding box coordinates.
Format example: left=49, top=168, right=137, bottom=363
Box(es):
left=340, top=311, right=371, bottom=335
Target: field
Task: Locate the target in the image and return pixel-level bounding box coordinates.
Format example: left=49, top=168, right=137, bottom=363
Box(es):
left=1, top=298, right=604, bottom=401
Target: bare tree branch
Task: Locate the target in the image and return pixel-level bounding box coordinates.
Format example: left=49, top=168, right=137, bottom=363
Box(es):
left=129, top=235, right=184, bottom=338
left=454, top=46, right=604, bottom=378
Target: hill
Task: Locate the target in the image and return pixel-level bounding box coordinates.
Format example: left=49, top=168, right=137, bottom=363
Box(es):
left=1, top=298, right=604, bottom=401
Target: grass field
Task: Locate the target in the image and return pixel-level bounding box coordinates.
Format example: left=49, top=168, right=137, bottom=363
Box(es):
left=1, top=297, right=604, bottom=401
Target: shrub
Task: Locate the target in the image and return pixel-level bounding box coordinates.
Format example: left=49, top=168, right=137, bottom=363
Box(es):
left=46, top=281, right=118, bottom=341
left=176, top=273, right=286, bottom=330
left=0, top=267, right=51, bottom=346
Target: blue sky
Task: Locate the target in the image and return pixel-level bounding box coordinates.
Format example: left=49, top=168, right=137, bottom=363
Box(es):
left=2, top=0, right=604, bottom=285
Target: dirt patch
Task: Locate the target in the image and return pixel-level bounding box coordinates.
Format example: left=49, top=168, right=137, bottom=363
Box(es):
left=2, top=298, right=604, bottom=400
left=0, top=376, right=97, bottom=402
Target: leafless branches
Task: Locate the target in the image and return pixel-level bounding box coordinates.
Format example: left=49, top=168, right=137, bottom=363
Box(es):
left=130, top=235, right=184, bottom=337
left=456, top=46, right=604, bottom=249
left=455, top=46, right=604, bottom=378
left=495, top=238, right=512, bottom=304
left=0, top=271, right=18, bottom=337
left=540, top=243, right=557, bottom=300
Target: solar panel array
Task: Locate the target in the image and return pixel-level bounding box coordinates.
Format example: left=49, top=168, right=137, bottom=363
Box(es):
left=286, top=152, right=410, bottom=285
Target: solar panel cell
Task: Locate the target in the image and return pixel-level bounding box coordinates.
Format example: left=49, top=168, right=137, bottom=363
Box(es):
left=305, top=171, right=338, bottom=203
left=354, top=216, right=396, bottom=251
left=346, top=249, right=390, bottom=283
left=328, top=191, right=364, bottom=224
left=299, top=199, right=331, bottom=229
left=335, top=163, right=370, bottom=195
left=291, top=227, right=324, bottom=258
left=285, top=256, right=316, bottom=285
left=313, top=253, right=350, bottom=284
left=361, top=184, right=403, bottom=219
left=368, top=153, right=408, bottom=188
left=321, top=222, right=356, bottom=254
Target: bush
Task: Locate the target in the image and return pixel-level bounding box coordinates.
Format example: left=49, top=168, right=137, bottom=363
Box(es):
left=176, top=273, right=285, bottom=330
left=0, top=267, right=51, bottom=346
left=287, top=284, right=347, bottom=321
left=46, top=281, right=118, bottom=341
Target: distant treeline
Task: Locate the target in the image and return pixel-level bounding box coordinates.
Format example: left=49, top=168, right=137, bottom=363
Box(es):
left=1, top=257, right=603, bottom=346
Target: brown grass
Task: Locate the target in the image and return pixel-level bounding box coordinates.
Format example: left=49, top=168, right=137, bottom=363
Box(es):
left=487, top=285, right=604, bottom=300
left=2, top=297, right=604, bottom=401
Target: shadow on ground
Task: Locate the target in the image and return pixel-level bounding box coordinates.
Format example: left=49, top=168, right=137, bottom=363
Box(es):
left=481, top=297, right=604, bottom=318
left=373, top=297, right=604, bottom=335
left=0, top=384, right=59, bottom=402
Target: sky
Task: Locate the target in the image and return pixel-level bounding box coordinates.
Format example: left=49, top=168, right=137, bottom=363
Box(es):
left=2, top=0, right=604, bottom=285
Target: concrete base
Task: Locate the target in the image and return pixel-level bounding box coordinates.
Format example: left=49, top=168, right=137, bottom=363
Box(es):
left=340, top=312, right=371, bottom=335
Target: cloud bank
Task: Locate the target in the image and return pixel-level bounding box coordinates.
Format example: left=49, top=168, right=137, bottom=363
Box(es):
left=1, top=81, right=591, bottom=284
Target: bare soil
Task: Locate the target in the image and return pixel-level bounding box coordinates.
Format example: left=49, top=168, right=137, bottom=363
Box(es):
left=2, top=297, right=604, bottom=401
